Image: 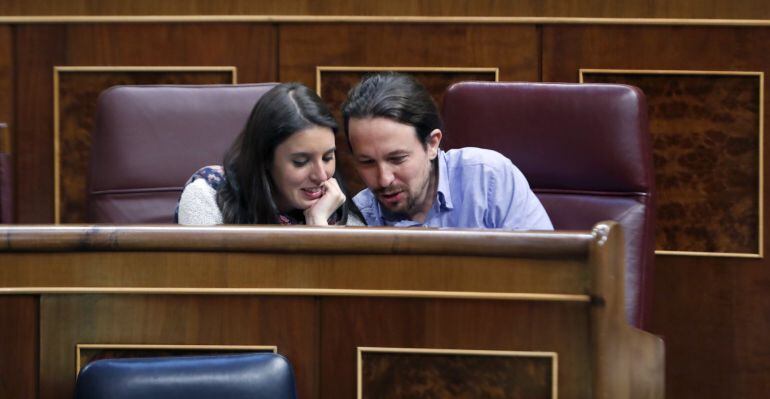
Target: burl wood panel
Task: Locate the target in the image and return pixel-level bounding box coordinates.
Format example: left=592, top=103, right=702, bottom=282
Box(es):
left=0, top=296, right=37, bottom=399
left=319, top=69, right=497, bottom=194
left=56, top=69, right=234, bottom=224
left=15, top=23, right=277, bottom=223
left=320, top=297, right=590, bottom=399
left=2, top=0, right=770, bottom=19
left=542, top=25, right=770, bottom=399
left=361, top=351, right=553, bottom=399
left=583, top=72, right=760, bottom=254
left=40, top=295, right=318, bottom=399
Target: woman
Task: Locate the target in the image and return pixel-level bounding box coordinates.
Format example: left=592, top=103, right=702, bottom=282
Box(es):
left=177, top=83, right=363, bottom=226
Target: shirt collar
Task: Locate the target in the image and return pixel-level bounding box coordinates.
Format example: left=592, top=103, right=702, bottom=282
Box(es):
left=435, top=149, right=454, bottom=211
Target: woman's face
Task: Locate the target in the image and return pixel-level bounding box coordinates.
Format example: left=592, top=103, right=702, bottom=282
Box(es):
left=270, top=126, right=337, bottom=213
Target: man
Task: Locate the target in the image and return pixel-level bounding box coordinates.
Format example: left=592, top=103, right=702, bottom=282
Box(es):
left=341, top=72, right=553, bottom=230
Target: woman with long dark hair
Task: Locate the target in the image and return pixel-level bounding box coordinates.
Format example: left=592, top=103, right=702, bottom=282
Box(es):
left=177, top=83, right=362, bottom=226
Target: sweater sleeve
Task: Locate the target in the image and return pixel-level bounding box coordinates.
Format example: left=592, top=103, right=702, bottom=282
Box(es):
left=177, top=179, right=224, bottom=225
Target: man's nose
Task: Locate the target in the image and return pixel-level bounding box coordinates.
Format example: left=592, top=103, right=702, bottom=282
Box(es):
left=377, top=164, right=394, bottom=188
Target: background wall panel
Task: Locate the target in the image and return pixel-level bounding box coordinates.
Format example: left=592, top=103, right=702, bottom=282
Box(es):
left=1, top=0, right=769, bottom=19
left=14, top=23, right=277, bottom=223
left=542, top=25, right=770, bottom=399
left=15, top=25, right=66, bottom=223
left=279, top=24, right=538, bottom=85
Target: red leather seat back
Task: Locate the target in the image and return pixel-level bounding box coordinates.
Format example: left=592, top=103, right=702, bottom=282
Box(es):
left=442, top=82, right=655, bottom=328
left=88, top=84, right=277, bottom=224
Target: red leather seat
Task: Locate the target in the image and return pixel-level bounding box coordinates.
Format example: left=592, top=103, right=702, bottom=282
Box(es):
left=442, top=82, right=656, bottom=329
left=88, top=84, right=276, bottom=224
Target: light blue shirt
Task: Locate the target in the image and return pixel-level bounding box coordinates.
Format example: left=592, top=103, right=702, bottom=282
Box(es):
left=353, top=148, right=553, bottom=230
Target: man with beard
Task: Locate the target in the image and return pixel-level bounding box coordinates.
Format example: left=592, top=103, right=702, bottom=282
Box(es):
left=342, top=72, right=552, bottom=230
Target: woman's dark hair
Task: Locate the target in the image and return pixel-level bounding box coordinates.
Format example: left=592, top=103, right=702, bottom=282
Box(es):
left=217, top=83, right=357, bottom=224
left=341, top=72, right=443, bottom=147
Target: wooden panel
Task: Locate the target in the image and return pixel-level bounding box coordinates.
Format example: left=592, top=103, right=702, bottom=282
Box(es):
left=1, top=0, right=770, bottom=19
left=63, top=23, right=275, bottom=84
left=320, top=297, right=590, bottom=399
left=542, top=25, right=770, bottom=399
left=360, top=348, right=555, bottom=399
left=15, top=25, right=66, bottom=223
left=318, top=68, right=497, bottom=193
left=0, top=251, right=588, bottom=295
left=0, top=26, right=12, bottom=154
left=55, top=68, right=234, bottom=224
left=279, top=24, right=538, bottom=85
left=40, top=295, right=318, bottom=399
left=582, top=71, right=761, bottom=255
left=542, top=26, right=770, bottom=80
left=14, top=23, right=276, bottom=223
left=0, top=296, right=37, bottom=399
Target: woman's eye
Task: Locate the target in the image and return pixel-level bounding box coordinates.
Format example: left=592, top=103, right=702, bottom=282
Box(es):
left=292, top=159, right=308, bottom=167
left=323, top=155, right=335, bottom=163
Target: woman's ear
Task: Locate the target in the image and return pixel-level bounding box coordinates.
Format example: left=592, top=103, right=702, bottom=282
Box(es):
left=427, top=129, right=443, bottom=160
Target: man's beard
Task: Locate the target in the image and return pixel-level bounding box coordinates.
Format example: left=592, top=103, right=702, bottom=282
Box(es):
left=376, top=185, right=416, bottom=216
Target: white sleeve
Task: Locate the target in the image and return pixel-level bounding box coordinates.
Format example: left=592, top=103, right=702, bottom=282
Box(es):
left=177, top=179, right=224, bottom=225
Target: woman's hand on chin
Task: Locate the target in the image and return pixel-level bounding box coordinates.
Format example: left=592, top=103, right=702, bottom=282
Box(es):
left=303, top=178, right=346, bottom=225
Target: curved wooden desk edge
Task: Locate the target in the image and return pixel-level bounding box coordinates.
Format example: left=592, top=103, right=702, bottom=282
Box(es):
left=0, top=224, right=594, bottom=258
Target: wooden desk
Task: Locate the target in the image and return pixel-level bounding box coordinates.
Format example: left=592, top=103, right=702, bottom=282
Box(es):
left=0, top=222, right=663, bottom=399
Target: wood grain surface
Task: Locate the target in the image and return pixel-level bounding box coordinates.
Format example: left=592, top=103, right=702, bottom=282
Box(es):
left=0, top=296, right=37, bottom=399
left=1, top=0, right=769, bottom=19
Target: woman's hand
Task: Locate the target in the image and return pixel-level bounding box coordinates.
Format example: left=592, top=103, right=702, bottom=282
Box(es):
left=303, top=177, right=346, bottom=225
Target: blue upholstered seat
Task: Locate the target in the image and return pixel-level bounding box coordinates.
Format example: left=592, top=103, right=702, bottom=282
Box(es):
left=74, top=353, right=297, bottom=399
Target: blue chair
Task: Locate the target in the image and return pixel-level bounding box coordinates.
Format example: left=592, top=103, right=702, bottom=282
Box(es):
left=74, top=353, right=297, bottom=399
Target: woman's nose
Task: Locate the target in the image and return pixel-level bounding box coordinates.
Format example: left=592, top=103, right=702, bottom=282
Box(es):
left=310, top=161, right=329, bottom=183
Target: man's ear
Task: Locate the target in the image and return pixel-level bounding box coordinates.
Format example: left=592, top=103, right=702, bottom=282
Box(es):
left=427, top=129, right=442, bottom=159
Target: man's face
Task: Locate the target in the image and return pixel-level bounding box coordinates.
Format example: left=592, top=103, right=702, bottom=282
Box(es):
left=348, top=117, right=441, bottom=220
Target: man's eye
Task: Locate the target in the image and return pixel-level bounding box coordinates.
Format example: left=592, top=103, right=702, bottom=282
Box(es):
left=357, top=159, right=374, bottom=166
left=390, top=156, right=407, bottom=164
